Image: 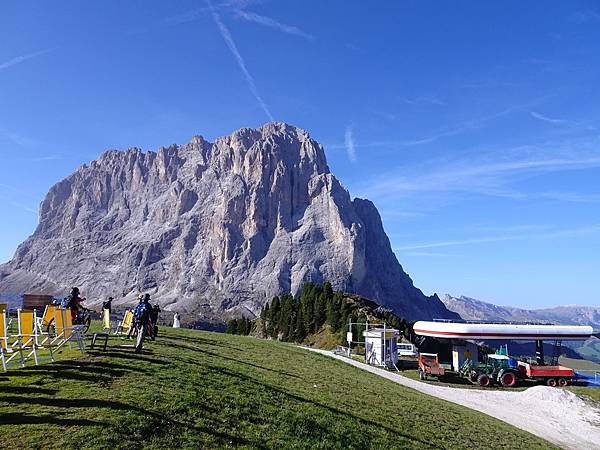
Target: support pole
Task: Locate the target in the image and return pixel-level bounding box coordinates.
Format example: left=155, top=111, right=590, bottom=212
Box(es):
left=535, top=339, right=545, bottom=365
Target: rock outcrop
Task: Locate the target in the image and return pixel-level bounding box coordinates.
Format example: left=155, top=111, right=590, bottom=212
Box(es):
left=0, top=123, right=458, bottom=322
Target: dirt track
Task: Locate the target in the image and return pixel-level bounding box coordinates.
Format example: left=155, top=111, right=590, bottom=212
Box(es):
left=308, top=348, right=600, bottom=450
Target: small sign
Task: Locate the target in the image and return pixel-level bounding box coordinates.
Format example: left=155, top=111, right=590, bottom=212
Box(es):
left=346, top=332, right=353, bottom=344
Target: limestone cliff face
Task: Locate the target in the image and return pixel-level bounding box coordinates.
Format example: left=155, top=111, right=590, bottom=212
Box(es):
left=0, top=123, right=457, bottom=321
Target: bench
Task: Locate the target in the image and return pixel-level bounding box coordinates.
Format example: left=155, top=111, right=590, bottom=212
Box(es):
left=90, top=332, right=109, bottom=351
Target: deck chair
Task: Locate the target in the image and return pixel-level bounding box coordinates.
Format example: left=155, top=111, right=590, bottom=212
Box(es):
left=0, top=303, right=11, bottom=328
left=35, top=305, right=57, bottom=362
left=102, top=308, right=111, bottom=331
left=1, top=310, right=8, bottom=371
left=51, top=308, right=84, bottom=352
left=5, top=309, right=39, bottom=368
left=36, top=304, right=57, bottom=335
left=115, top=310, right=134, bottom=335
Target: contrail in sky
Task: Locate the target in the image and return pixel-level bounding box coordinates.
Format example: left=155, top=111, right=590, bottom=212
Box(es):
left=0, top=49, right=52, bottom=71
left=344, top=125, right=357, bottom=162
left=206, top=0, right=274, bottom=122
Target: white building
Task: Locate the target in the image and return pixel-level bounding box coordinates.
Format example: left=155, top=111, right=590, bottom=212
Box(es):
left=363, top=328, right=399, bottom=368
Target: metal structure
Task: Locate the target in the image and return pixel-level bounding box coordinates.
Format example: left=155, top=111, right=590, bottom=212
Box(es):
left=414, top=320, right=593, bottom=373
left=345, top=319, right=399, bottom=370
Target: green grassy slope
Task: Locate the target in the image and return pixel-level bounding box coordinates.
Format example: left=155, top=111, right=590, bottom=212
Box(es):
left=0, top=327, right=555, bottom=449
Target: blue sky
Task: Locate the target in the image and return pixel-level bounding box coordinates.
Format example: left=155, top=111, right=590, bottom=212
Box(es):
left=1, top=1, right=599, bottom=308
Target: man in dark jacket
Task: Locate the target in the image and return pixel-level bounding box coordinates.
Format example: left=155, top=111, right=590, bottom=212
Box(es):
left=133, top=294, right=152, bottom=353
left=102, top=297, right=113, bottom=312
left=149, top=304, right=161, bottom=340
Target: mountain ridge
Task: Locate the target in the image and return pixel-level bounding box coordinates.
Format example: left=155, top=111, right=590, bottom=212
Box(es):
left=0, top=123, right=458, bottom=322
left=441, top=294, right=600, bottom=328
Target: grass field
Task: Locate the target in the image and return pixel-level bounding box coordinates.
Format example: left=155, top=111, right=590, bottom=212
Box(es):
left=0, top=325, right=559, bottom=449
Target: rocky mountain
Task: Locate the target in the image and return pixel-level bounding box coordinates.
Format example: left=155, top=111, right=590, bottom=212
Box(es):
left=0, top=123, right=458, bottom=323
left=441, top=294, right=600, bottom=329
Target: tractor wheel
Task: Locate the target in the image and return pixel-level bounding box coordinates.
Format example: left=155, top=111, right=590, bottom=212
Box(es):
left=546, top=378, right=558, bottom=387
left=558, top=378, right=569, bottom=387
left=470, top=371, right=479, bottom=382
left=477, top=374, right=491, bottom=387
left=500, top=371, right=517, bottom=387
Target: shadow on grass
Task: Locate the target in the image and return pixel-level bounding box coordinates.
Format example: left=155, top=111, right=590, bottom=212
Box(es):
left=164, top=340, right=302, bottom=380
left=166, top=333, right=243, bottom=350
left=87, top=349, right=170, bottom=366
left=0, top=393, right=266, bottom=448
left=198, top=364, right=436, bottom=448
left=0, top=411, right=107, bottom=426
left=0, top=386, right=58, bottom=395
left=1, top=359, right=153, bottom=383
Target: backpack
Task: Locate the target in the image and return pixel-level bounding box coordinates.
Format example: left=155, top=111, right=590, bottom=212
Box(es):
left=134, top=303, right=150, bottom=323
left=61, top=295, right=73, bottom=309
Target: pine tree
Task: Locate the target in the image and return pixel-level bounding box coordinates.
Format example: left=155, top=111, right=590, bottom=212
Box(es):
left=268, top=296, right=281, bottom=339
left=323, top=281, right=334, bottom=300
left=226, top=319, right=238, bottom=334
left=313, top=293, right=326, bottom=329
left=295, top=307, right=307, bottom=343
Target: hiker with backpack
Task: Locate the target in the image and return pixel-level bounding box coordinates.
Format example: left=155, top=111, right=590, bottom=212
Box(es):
left=133, top=294, right=153, bottom=353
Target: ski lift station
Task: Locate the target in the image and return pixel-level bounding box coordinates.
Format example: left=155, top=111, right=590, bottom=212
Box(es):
left=413, top=320, right=594, bottom=371
left=363, top=327, right=400, bottom=368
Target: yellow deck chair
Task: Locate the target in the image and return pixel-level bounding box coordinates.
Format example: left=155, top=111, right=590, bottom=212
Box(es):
left=34, top=305, right=57, bottom=362
left=51, top=308, right=68, bottom=349
left=38, top=304, right=57, bottom=332
left=103, top=309, right=111, bottom=330
left=1, top=310, right=8, bottom=371
left=116, top=310, right=134, bottom=334
left=6, top=310, right=39, bottom=367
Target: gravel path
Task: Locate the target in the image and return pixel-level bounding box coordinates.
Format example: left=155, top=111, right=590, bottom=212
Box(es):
left=307, top=348, right=600, bottom=450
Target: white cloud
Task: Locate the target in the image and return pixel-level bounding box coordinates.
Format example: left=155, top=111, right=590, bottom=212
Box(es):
left=0, top=49, right=52, bottom=71
left=344, top=125, right=357, bottom=162
left=397, top=224, right=600, bottom=251
left=530, top=111, right=566, bottom=124
left=358, top=137, right=600, bottom=201
left=403, top=95, right=447, bottom=106
left=206, top=0, right=274, bottom=122
left=233, top=9, right=315, bottom=41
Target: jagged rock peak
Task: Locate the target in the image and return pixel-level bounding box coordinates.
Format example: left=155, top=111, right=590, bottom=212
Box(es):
left=0, top=123, right=456, bottom=323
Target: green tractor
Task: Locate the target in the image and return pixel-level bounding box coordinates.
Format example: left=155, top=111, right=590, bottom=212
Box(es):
left=459, top=354, right=521, bottom=387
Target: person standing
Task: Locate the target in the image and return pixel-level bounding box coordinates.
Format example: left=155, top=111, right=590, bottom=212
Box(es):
left=102, top=297, right=113, bottom=313
left=133, top=294, right=152, bottom=353
left=102, top=297, right=113, bottom=330
left=126, top=294, right=143, bottom=339
left=150, top=304, right=161, bottom=340
left=173, top=312, right=181, bottom=328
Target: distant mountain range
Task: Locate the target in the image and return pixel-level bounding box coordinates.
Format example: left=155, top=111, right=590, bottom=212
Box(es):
left=442, top=294, right=600, bottom=363
left=441, top=294, right=600, bottom=329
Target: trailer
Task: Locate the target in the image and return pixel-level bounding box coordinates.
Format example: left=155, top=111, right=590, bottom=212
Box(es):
left=517, top=361, right=574, bottom=387
left=417, top=353, right=446, bottom=381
